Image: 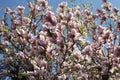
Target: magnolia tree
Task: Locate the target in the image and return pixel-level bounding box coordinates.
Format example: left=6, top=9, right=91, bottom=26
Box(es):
left=0, top=0, right=120, bottom=80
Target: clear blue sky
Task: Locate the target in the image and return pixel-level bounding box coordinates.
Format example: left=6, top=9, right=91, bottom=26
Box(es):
left=0, top=0, right=120, bottom=17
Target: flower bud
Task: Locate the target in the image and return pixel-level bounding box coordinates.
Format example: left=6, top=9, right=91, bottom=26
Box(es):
left=17, top=6, right=25, bottom=11
left=113, top=7, right=119, bottom=13
left=74, top=64, right=82, bottom=70
left=58, top=74, right=67, bottom=80
left=59, top=2, right=67, bottom=9
left=73, top=53, right=81, bottom=60
left=41, top=60, right=47, bottom=68
left=16, top=29, right=25, bottom=35
left=5, top=7, right=12, bottom=14
left=28, top=2, right=34, bottom=9
left=114, top=46, right=120, bottom=57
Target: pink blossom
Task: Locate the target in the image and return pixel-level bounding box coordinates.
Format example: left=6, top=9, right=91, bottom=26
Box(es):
left=16, top=28, right=25, bottom=35
left=97, top=26, right=105, bottom=35
left=13, top=19, right=21, bottom=25
left=74, top=63, right=82, bottom=70
left=23, top=17, right=31, bottom=25
left=102, top=30, right=110, bottom=39
left=17, top=52, right=26, bottom=59
left=53, top=31, right=62, bottom=39
left=113, top=7, right=119, bottom=13
left=45, top=11, right=57, bottom=26
left=56, top=23, right=65, bottom=31
left=34, top=5, right=40, bottom=11
left=29, top=36, right=36, bottom=44
left=17, top=6, right=25, bottom=11
left=6, top=57, right=13, bottom=63
left=27, top=33, right=33, bottom=39
left=68, top=29, right=76, bottom=38
left=73, top=52, right=81, bottom=60
left=114, top=46, right=120, bottom=57
left=82, top=45, right=92, bottom=55
left=68, top=20, right=75, bottom=28
left=81, top=74, right=88, bottom=80
left=28, top=2, right=34, bottom=9
left=2, top=41, right=9, bottom=46
left=41, top=59, right=47, bottom=68
left=58, top=74, right=67, bottom=80
left=59, top=2, right=67, bottom=9
left=56, top=37, right=64, bottom=45
left=37, top=0, right=48, bottom=7
left=5, top=7, right=12, bottom=14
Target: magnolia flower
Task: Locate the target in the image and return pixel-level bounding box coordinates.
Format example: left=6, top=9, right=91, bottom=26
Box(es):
left=56, top=37, right=64, bottom=45
left=97, top=26, right=105, bottom=35
left=53, top=31, right=62, bottom=39
left=56, top=23, right=65, bottom=31
left=57, top=11, right=64, bottom=18
left=2, top=41, right=9, bottom=46
left=30, top=62, right=40, bottom=72
left=23, top=17, right=31, bottom=25
left=82, top=45, right=92, bottom=55
left=68, top=20, right=75, bottom=28
left=98, top=36, right=105, bottom=44
left=73, top=50, right=82, bottom=60
left=23, top=71, right=39, bottom=77
left=5, top=7, right=12, bottom=14
left=16, top=28, right=25, bottom=35
left=6, top=57, right=13, bottom=63
left=58, top=74, right=67, bottom=80
left=27, top=33, right=33, bottom=39
left=84, top=9, right=91, bottom=16
left=17, top=6, right=25, bottom=11
left=29, top=36, right=36, bottom=44
left=102, top=30, right=110, bottom=40
left=74, top=63, right=82, bottom=70
left=45, top=11, right=57, bottom=26
left=0, top=70, right=9, bottom=77
left=67, top=12, right=74, bottom=21
left=68, top=29, right=76, bottom=38
left=38, top=39, right=47, bottom=47
left=100, top=16, right=106, bottom=24
left=102, top=66, right=109, bottom=75
left=41, top=59, right=47, bottom=68
left=112, top=58, right=119, bottom=64
left=28, top=2, right=34, bottom=9
left=110, top=67, right=118, bottom=74
left=91, top=43, right=100, bottom=50
left=22, top=38, right=27, bottom=46
left=81, top=74, right=88, bottom=80
left=17, top=52, right=26, bottom=59
left=37, top=0, right=48, bottom=7
left=63, top=62, right=69, bottom=67
left=59, top=2, right=67, bottom=9
left=114, top=46, right=120, bottom=57
left=113, top=7, right=119, bottom=13
left=13, top=19, right=21, bottom=25
left=34, top=5, right=40, bottom=11
left=117, top=20, right=120, bottom=31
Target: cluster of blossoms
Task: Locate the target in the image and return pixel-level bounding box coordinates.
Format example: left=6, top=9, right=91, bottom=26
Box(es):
left=0, top=0, right=120, bottom=80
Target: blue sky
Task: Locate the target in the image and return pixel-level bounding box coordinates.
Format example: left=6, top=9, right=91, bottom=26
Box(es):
left=0, top=0, right=120, bottom=9
left=0, top=0, right=120, bottom=18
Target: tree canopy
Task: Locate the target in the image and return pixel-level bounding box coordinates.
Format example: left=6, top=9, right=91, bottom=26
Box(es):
left=0, top=0, right=120, bottom=80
